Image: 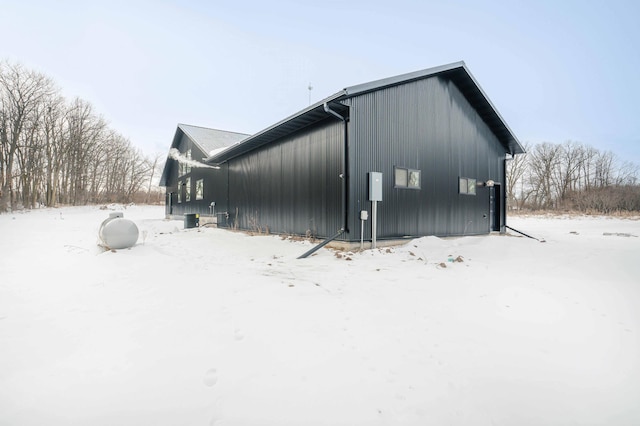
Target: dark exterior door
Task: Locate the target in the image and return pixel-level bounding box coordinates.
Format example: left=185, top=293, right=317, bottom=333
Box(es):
left=489, top=184, right=501, bottom=231
left=166, top=192, right=173, bottom=216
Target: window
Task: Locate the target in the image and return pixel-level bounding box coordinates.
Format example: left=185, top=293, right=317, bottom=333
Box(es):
left=185, top=177, right=191, bottom=202
left=408, top=170, right=420, bottom=189
left=459, top=177, right=477, bottom=195
left=395, top=167, right=408, bottom=187
left=178, top=148, right=192, bottom=177
left=177, top=181, right=182, bottom=203
left=394, top=166, right=421, bottom=189
left=468, top=178, right=477, bottom=195
left=196, top=179, right=204, bottom=200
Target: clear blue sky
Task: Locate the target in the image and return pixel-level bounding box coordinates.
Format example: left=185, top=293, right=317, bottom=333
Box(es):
left=1, top=0, right=639, bottom=165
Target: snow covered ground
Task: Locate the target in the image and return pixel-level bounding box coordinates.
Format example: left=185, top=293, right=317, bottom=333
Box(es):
left=1, top=205, right=639, bottom=426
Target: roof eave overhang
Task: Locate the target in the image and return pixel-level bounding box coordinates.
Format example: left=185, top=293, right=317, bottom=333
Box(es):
left=448, top=65, right=525, bottom=156
left=206, top=92, right=348, bottom=165
left=159, top=126, right=186, bottom=187
left=204, top=62, right=524, bottom=165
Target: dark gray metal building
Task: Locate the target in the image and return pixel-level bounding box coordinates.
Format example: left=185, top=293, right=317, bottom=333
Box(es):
left=159, top=124, right=249, bottom=218
left=162, top=62, right=525, bottom=243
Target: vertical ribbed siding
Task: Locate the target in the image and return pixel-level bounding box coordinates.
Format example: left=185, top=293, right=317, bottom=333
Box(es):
left=226, top=119, right=344, bottom=238
left=165, top=134, right=230, bottom=218
left=348, top=75, right=506, bottom=240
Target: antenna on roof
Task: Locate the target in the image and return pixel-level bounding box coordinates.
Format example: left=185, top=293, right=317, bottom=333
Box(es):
left=308, top=83, right=313, bottom=105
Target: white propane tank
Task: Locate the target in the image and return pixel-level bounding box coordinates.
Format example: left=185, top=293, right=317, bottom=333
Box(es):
left=99, top=212, right=139, bottom=249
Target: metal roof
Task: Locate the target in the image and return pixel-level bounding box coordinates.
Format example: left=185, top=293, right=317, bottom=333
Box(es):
left=178, top=124, right=249, bottom=155
left=159, top=124, right=250, bottom=186
left=206, top=61, right=524, bottom=165
left=205, top=93, right=348, bottom=164
left=343, top=61, right=524, bottom=156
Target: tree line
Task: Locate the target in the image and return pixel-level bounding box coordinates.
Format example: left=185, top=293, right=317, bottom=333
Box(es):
left=0, top=61, right=161, bottom=212
left=4, top=60, right=639, bottom=215
left=507, top=141, right=640, bottom=213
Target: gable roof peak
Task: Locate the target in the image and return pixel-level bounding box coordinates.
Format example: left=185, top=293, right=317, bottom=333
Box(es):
left=205, top=61, right=524, bottom=165
left=343, top=61, right=468, bottom=96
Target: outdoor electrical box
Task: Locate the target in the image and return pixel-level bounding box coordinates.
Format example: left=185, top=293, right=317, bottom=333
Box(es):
left=360, top=210, right=368, bottom=220
left=369, top=172, right=383, bottom=201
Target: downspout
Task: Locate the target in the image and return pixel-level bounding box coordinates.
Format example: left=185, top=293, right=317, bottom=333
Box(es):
left=502, top=155, right=508, bottom=233
left=503, top=152, right=513, bottom=233
left=297, top=103, right=349, bottom=259
left=323, top=102, right=349, bottom=234
left=324, top=102, right=345, bottom=121
left=226, top=163, right=230, bottom=227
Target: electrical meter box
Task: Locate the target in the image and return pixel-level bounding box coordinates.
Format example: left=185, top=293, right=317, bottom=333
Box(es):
left=369, top=172, right=383, bottom=201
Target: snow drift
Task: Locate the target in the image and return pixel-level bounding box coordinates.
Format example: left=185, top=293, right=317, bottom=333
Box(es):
left=0, top=206, right=638, bottom=425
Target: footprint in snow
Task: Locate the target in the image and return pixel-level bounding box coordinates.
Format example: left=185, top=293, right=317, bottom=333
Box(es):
left=203, top=368, right=218, bottom=387
left=234, top=329, right=244, bottom=341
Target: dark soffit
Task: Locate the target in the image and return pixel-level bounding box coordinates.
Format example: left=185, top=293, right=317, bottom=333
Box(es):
left=205, top=94, right=348, bottom=165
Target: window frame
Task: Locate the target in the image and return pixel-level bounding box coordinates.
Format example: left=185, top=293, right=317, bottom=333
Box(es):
left=459, top=177, right=477, bottom=195
left=195, top=178, right=204, bottom=200
left=408, top=169, right=421, bottom=189
left=394, top=166, right=421, bottom=190
left=394, top=167, right=408, bottom=188
left=177, top=148, right=192, bottom=177
left=185, top=148, right=192, bottom=175
left=185, top=177, right=191, bottom=202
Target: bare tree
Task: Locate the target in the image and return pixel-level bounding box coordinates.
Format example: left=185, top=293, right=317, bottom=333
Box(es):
left=61, top=98, right=107, bottom=204
left=146, top=152, right=162, bottom=203
left=0, top=61, right=54, bottom=210
left=553, top=141, right=584, bottom=207
left=527, top=142, right=563, bottom=209
left=506, top=141, right=530, bottom=210
left=0, top=60, right=170, bottom=210
left=594, top=150, right=615, bottom=188
left=506, top=139, right=640, bottom=213
left=615, top=160, right=639, bottom=186
left=42, top=94, right=67, bottom=206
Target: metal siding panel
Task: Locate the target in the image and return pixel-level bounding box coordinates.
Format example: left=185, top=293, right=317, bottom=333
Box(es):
left=226, top=119, right=343, bottom=238
left=167, top=134, right=231, bottom=218
left=348, top=75, right=506, bottom=240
